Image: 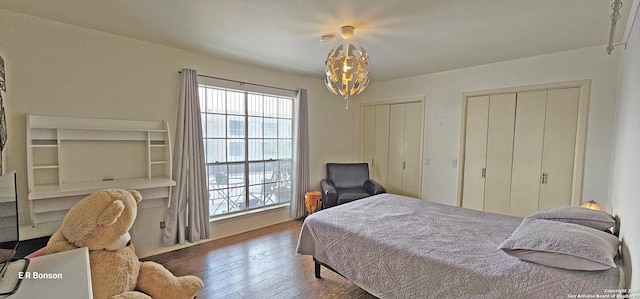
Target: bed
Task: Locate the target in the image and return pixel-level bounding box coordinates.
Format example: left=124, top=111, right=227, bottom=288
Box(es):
left=296, top=193, right=622, bottom=298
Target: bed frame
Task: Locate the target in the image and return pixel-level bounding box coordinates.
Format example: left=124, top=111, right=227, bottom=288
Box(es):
left=312, top=257, right=343, bottom=279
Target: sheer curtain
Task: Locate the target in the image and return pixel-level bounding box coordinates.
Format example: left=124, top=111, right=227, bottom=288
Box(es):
left=164, top=68, right=210, bottom=246
left=290, top=89, right=310, bottom=218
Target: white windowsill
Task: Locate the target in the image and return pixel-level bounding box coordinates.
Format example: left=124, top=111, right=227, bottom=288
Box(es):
left=209, top=202, right=290, bottom=222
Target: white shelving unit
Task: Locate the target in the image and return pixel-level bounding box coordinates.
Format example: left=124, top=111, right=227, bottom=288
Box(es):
left=26, top=114, right=176, bottom=226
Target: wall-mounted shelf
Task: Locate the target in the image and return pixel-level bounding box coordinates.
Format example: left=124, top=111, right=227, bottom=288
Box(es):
left=26, top=114, right=176, bottom=226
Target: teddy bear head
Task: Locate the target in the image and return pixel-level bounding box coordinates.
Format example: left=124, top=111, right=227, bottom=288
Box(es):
left=60, top=189, right=142, bottom=250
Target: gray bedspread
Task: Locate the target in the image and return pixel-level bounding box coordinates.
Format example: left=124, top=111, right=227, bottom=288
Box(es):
left=296, top=193, right=620, bottom=298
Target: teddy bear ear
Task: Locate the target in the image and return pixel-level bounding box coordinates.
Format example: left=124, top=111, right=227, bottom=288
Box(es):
left=97, top=200, right=125, bottom=226
left=128, top=190, right=142, bottom=203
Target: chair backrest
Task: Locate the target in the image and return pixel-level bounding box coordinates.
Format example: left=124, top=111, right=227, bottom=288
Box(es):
left=326, top=163, right=369, bottom=189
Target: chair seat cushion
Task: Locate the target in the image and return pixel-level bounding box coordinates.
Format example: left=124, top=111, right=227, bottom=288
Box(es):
left=337, top=188, right=370, bottom=204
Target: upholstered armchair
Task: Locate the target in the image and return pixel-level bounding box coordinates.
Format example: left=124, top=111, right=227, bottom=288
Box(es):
left=320, top=163, right=386, bottom=209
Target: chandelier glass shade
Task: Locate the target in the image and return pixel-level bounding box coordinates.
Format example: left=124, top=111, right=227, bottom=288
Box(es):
left=324, top=26, right=370, bottom=109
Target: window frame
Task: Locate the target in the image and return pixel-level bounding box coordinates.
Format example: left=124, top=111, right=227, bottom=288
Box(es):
left=199, top=84, right=294, bottom=218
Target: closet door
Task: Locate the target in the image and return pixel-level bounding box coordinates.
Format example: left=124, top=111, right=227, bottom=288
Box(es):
left=373, top=105, right=390, bottom=186
left=509, top=91, right=547, bottom=216
left=362, top=105, right=376, bottom=171
left=387, top=102, right=422, bottom=196
left=362, top=104, right=390, bottom=187
left=539, top=88, right=580, bottom=209
left=387, top=104, right=405, bottom=195
left=461, top=85, right=585, bottom=216
left=401, top=102, right=423, bottom=197
left=461, top=96, right=489, bottom=211
left=483, top=93, right=516, bottom=215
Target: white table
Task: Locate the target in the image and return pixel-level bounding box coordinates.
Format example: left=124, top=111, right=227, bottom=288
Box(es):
left=0, top=247, right=92, bottom=298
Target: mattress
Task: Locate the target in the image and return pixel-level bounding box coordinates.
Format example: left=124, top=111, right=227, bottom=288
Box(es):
left=296, top=193, right=620, bottom=298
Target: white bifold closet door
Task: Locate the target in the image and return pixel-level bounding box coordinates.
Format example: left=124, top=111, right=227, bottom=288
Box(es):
left=509, top=90, right=547, bottom=216
left=461, top=88, right=580, bottom=217
left=387, top=102, right=422, bottom=197
left=483, top=94, right=517, bottom=214
left=461, top=96, right=490, bottom=211
left=362, top=105, right=390, bottom=187
left=362, top=101, right=423, bottom=198
left=510, top=88, right=580, bottom=215
left=461, top=94, right=516, bottom=214
left=538, top=88, right=580, bottom=210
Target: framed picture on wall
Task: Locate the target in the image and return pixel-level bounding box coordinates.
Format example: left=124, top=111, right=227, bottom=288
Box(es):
left=0, top=55, right=5, bottom=92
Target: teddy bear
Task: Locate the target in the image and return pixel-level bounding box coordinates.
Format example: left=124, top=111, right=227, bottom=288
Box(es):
left=46, top=189, right=203, bottom=299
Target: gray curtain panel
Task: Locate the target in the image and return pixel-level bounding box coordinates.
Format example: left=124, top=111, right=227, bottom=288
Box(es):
left=290, top=89, right=310, bottom=218
left=164, top=68, right=211, bottom=246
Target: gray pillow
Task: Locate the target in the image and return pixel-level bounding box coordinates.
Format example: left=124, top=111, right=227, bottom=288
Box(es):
left=499, top=217, right=620, bottom=271
left=527, top=206, right=615, bottom=230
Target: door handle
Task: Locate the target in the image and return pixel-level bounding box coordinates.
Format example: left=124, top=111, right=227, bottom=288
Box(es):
left=481, top=168, right=486, bottom=178
left=541, top=172, right=548, bottom=184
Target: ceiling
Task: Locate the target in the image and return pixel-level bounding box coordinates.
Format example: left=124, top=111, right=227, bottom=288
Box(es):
left=0, top=0, right=632, bottom=82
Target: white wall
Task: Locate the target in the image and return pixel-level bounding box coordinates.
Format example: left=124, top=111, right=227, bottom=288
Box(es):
left=358, top=46, right=620, bottom=209
left=0, top=9, right=360, bottom=255
left=609, top=0, right=640, bottom=289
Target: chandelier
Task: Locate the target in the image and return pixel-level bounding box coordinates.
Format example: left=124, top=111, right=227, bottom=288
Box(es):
left=324, top=25, right=370, bottom=109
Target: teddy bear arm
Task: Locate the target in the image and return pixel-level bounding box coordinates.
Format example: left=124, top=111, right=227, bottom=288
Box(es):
left=136, top=261, right=203, bottom=299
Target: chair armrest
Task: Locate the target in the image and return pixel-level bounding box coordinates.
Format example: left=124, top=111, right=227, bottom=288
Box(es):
left=320, top=179, right=338, bottom=209
left=364, top=179, right=386, bottom=195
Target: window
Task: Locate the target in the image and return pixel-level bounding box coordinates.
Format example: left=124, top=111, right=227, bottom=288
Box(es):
left=200, top=85, right=293, bottom=217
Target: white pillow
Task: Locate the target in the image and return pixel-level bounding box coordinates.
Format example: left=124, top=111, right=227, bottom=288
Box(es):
left=499, top=217, right=620, bottom=271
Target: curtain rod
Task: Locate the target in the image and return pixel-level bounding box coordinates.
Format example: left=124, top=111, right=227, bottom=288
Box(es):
left=178, top=71, right=298, bottom=93
left=606, top=0, right=624, bottom=54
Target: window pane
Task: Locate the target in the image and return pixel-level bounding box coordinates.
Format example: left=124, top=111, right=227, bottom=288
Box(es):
left=264, top=96, right=278, bottom=117
left=248, top=93, right=263, bottom=116
left=226, top=90, right=245, bottom=115
left=227, top=139, right=245, bottom=162
left=210, top=190, right=228, bottom=216
left=199, top=88, right=206, bottom=112
left=278, top=139, right=292, bottom=159
left=204, top=114, right=225, bottom=138
left=264, top=140, right=277, bottom=160
left=264, top=118, right=277, bottom=138
left=228, top=186, right=245, bottom=212
left=248, top=117, right=263, bottom=138
left=278, top=97, right=293, bottom=118
left=228, top=116, right=245, bottom=137
left=208, top=164, right=227, bottom=188
left=273, top=160, right=292, bottom=203
left=226, top=162, right=246, bottom=185
left=278, top=119, right=292, bottom=138
left=205, top=87, right=225, bottom=113
left=205, top=139, right=226, bottom=163
left=248, top=139, right=263, bottom=161
left=248, top=161, right=266, bottom=209
left=248, top=162, right=264, bottom=186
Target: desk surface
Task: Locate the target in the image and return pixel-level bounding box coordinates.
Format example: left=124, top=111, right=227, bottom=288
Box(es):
left=0, top=247, right=92, bottom=298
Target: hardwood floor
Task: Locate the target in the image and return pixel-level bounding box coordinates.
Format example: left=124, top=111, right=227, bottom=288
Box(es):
left=142, top=220, right=376, bottom=299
